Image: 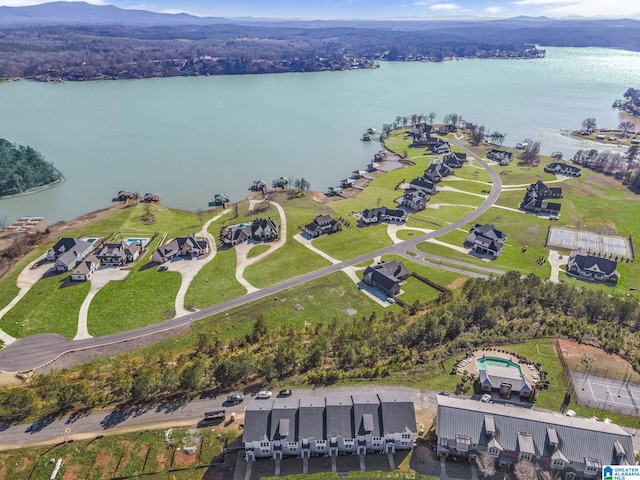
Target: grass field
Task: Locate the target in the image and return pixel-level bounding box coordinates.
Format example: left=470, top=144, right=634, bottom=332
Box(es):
left=0, top=427, right=235, bottom=480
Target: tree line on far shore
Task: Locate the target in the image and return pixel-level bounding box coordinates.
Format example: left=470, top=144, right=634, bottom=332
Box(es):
left=0, top=139, right=62, bottom=198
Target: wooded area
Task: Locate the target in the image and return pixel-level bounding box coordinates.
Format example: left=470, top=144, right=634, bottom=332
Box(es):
left=2, top=272, right=640, bottom=419
left=0, top=139, right=62, bottom=198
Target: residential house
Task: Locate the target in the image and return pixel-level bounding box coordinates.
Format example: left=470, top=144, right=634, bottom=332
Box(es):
left=520, top=181, right=562, bottom=216
left=465, top=224, right=507, bottom=258
left=424, top=162, right=453, bottom=183
left=47, top=238, right=93, bottom=272
left=222, top=218, right=279, bottom=246
left=429, top=138, right=451, bottom=154
left=116, top=190, right=137, bottom=202
left=360, top=207, right=408, bottom=225
left=95, top=241, right=143, bottom=266
left=243, top=392, right=416, bottom=462
left=71, top=255, right=100, bottom=282
left=362, top=260, right=409, bottom=296
left=409, top=123, right=435, bottom=137
left=304, top=215, right=342, bottom=237
left=486, top=149, right=513, bottom=165
left=544, top=162, right=582, bottom=177
left=478, top=364, right=532, bottom=399
left=566, top=248, right=620, bottom=284
left=402, top=189, right=429, bottom=211
left=442, top=152, right=468, bottom=169
left=152, top=234, right=209, bottom=263
left=409, top=176, right=437, bottom=195
left=436, top=396, right=634, bottom=476
left=525, top=180, right=563, bottom=199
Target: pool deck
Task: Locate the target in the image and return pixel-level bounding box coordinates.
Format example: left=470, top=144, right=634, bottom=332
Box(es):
left=457, top=348, right=541, bottom=386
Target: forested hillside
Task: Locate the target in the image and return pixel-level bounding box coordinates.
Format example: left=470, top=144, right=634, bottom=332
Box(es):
left=0, top=139, right=62, bottom=197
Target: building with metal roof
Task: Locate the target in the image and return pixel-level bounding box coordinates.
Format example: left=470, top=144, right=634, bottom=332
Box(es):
left=243, top=392, right=416, bottom=462
left=436, top=396, right=634, bottom=478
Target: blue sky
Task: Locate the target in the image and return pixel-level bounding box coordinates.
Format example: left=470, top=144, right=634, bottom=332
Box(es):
left=2, top=0, right=640, bottom=19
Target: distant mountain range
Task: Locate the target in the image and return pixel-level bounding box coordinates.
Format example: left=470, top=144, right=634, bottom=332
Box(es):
left=0, top=1, right=226, bottom=26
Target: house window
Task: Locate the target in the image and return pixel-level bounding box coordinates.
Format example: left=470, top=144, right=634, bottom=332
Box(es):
left=260, top=442, right=270, bottom=448
left=552, top=459, right=564, bottom=468
left=402, top=433, right=411, bottom=439
left=519, top=452, right=532, bottom=461
left=489, top=447, right=499, bottom=457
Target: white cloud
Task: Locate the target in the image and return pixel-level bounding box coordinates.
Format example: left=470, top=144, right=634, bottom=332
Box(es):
left=485, top=6, right=503, bottom=15
left=0, top=0, right=105, bottom=5
left=430, top=3, right=461, bottom=11
left=512, top=0, right=640, bottom=17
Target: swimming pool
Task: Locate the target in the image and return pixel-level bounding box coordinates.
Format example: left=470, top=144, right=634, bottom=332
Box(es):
left=126, top=237, right=149, bottom=245
left=476, top=356, right=523, bottom=374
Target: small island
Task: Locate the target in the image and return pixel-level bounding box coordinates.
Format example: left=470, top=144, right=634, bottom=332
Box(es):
left=0, top=139, right=63, bottom=198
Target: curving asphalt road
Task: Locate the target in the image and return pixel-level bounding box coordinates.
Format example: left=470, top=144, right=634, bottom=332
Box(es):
left=0, top=145, right=501, bottom=373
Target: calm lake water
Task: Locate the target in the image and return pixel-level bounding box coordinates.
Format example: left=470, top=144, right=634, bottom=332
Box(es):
left=1, top=47, right=640, bottom=224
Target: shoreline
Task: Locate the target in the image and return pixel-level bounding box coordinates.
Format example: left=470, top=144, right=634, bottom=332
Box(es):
left=0, top=175, right=65, bottom=201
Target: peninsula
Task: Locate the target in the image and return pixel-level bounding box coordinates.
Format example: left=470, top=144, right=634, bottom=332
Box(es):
left=0, top=139, right=63, bottom=199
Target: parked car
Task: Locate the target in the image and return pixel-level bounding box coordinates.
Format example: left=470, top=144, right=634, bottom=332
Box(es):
left=279, top=389, right=293, bottom=397
left=480, top=394, right=492, bottom=403
left=226, top=394, right=245, bottom=405
left=438, top=391, right=450, bottom=396
left=257, top=390, right=272, bottom=399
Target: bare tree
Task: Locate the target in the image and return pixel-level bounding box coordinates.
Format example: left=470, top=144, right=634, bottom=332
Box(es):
left=428, top=112, right=437, bottom=124
left=475, top=452, right=496, bottom=479
left=520, top=138, right=541, bottom=166
left=0, top=214, right=7, bottom=231
left=514, top=460, right=536, bottom=480
left=582, top=117, right=597, bottom=133
left=619, top=120, right=635, bottom=137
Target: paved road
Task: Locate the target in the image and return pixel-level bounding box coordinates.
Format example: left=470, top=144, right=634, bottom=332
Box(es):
left=0, top=147, right=502, bottom=372
left=0, top=385, right=438, bottom=451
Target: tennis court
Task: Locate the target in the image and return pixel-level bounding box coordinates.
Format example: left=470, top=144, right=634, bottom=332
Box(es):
left=571, top=371, right=640, bottom=415
left=547, top=226, right=634, bottom=261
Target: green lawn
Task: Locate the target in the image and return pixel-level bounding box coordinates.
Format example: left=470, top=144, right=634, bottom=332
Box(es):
left=184, top=248, right=246, bottom=310
left=0, top=272, right=91, bottom=338
left=242, top=194, right=334, bottom=289
left=313, top=223, right=393, bottom=260
left=440, top=178, right=492, bottom=195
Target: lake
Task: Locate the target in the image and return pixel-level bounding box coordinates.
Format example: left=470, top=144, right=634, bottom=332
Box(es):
left=1, top=46, right=639, bottom=224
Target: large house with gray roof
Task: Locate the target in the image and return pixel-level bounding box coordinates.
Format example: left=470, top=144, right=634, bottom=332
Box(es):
left=465, top=224, right=507, bottom=258
left=221, top=218, right=279, bottom=246
left=437, top=397, right=634, bottom=478
left=362, top=260, right=409, bottom=297
left=152, top=234, right=209, bottom=263
left=243, top=392, right=416, bottom=462
left=478, top=364, right=532, bottom=399
left=47, top=237, right=93, bottom=272
left=566, top=249, right=620, bottom=284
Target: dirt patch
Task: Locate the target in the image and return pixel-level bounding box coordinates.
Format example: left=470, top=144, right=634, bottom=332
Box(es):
left=557, top=338, right=638, bottom=381
left=0, top=372, right=23, bottom=386
left=173, top=448, right=198, bottom=467
left=63, top=464, right=80, bottom=480
left=446, top=277, right=467, bottom=290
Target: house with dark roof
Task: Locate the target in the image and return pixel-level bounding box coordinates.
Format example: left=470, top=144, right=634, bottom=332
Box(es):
left=360, top=207, right=408, bottom=225
left=243, top=392, right=416, bottom=462
left=545, top=162, right=582, bottom=177
left=566, top=249, right=620, bottom=284
left=442, top=152, right=468, bottom=169
left=478, top=364, right=532, bottom=399
left=409, top=176, right=437, bottom=195
left=221, top=218, right=279, bottom=246
left=487, top=149, right=513, bottom=166
left=527, top=180, right=563, bottom=199
left=47, top=238, right=93, bottom=272
left=465, top=224, right=507, bottom=258
left=402, top=189, right=429, bottom=211
left=424, top=162, right=454, bottom=183
left=95, top=241, right=143, bottom=266
left=429, top=138, right=451, bottom=154
left=362, top=260, right=409, bottom=296
left=152, top=234, right=209, bottom=263
left=436, top=396, right=634, bottom=476
left=70, top=255, right=100, bottom=282
left=304, top=215, right=342, bottom=238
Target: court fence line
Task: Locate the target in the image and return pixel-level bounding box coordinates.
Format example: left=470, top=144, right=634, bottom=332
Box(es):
left=556, top=339, right=640, bottom=415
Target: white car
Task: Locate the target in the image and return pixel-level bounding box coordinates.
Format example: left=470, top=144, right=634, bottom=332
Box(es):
left=257, top=390, right=272, bottom=399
